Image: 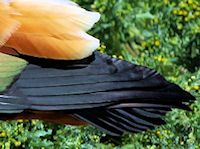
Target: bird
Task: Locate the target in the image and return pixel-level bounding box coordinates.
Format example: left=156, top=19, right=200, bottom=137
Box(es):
left=0, top=0, right=196, bottom=136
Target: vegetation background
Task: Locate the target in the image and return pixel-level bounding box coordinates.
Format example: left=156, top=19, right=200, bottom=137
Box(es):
left=0, top=0, right=199, bottom=148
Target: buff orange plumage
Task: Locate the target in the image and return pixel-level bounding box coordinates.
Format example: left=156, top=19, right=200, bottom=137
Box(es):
left=0, top=1, right=19, bottom=46
left=1, top=0, right=100, bottom=60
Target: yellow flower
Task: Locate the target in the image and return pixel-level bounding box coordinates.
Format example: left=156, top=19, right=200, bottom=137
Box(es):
left=101, top=44, right=106, bottom=49
left=14, top=141, right=21, bottom=147
left=99, top=8, right=104, bottom=13
left=182, top=10, right=188, bottom=16
left=188, top=0, right=193, bottom=5
left=112, top=55, right=117, bottom=58
left=154, top=40, right=161, bottom=47
left=194, top=11, right=200, bottom=17
left=192, top=4, right=197, bottom=9
left=118, top=55, right=123, bottom=59
left=173, top=10, right=178, bottom=15
left=193, top=85, right=199, bottom=91
left=156, top=131, right=161, bottom=136
left=164, top=130, right=168, bottom=134
left=91, top=5, right=96, bottom=9
left=97, top=44, right=106, bottom=53
left=141, top=42, right=147, bottom=48
left=31, top=120, right=37, bottom=125
left=180, top=2, right=187, bottom=8
left=0, top=132, right=6, bottom=137
left=164, top=0, right=169, bottom=4
left=178, top=10, right=184, bottom=15
left=177, top=24, right=183, bottom=30
left=17, top=119, right=23, bottom=123
left=184, top=17, right=189, bottom=22
left=161, top=58, right=167, bottom=62
left=190, top=15, right=195, bottom=19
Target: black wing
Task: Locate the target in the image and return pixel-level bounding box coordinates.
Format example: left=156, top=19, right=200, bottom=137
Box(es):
left=0, top=51, right=195, bottom=136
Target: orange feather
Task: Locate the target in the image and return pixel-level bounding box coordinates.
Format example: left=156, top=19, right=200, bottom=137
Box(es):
left=1, top=0, right=100, bottom=60
left=0, top=1, right=19, bottom=47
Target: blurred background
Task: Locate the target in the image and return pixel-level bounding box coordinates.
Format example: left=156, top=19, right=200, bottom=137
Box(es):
left=0, top=0, right=199, bottom=148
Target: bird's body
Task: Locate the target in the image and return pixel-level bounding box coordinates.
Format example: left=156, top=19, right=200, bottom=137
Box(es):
left=0, top=0, right=196, bottom=136
left=1, top=0, right=100, bottom=60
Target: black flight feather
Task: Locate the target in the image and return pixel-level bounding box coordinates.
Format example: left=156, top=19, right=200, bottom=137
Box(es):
left=0, top=51, right=196, bottom=136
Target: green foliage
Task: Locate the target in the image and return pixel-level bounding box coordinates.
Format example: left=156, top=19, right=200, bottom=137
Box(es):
left=0, top=0, right=199, bottom=148
left=75, top=0, right=200, bottom=71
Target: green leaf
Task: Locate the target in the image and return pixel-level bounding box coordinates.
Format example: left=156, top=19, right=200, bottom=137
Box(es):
left=136, top=12, right=155, bottom=20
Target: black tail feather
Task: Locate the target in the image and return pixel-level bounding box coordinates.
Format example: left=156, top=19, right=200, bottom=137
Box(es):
left=76, top=107, right=165, bottom=136
left=106, top=111, right=150, bottom=130
left=131, top=108, right=164, bottom=119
